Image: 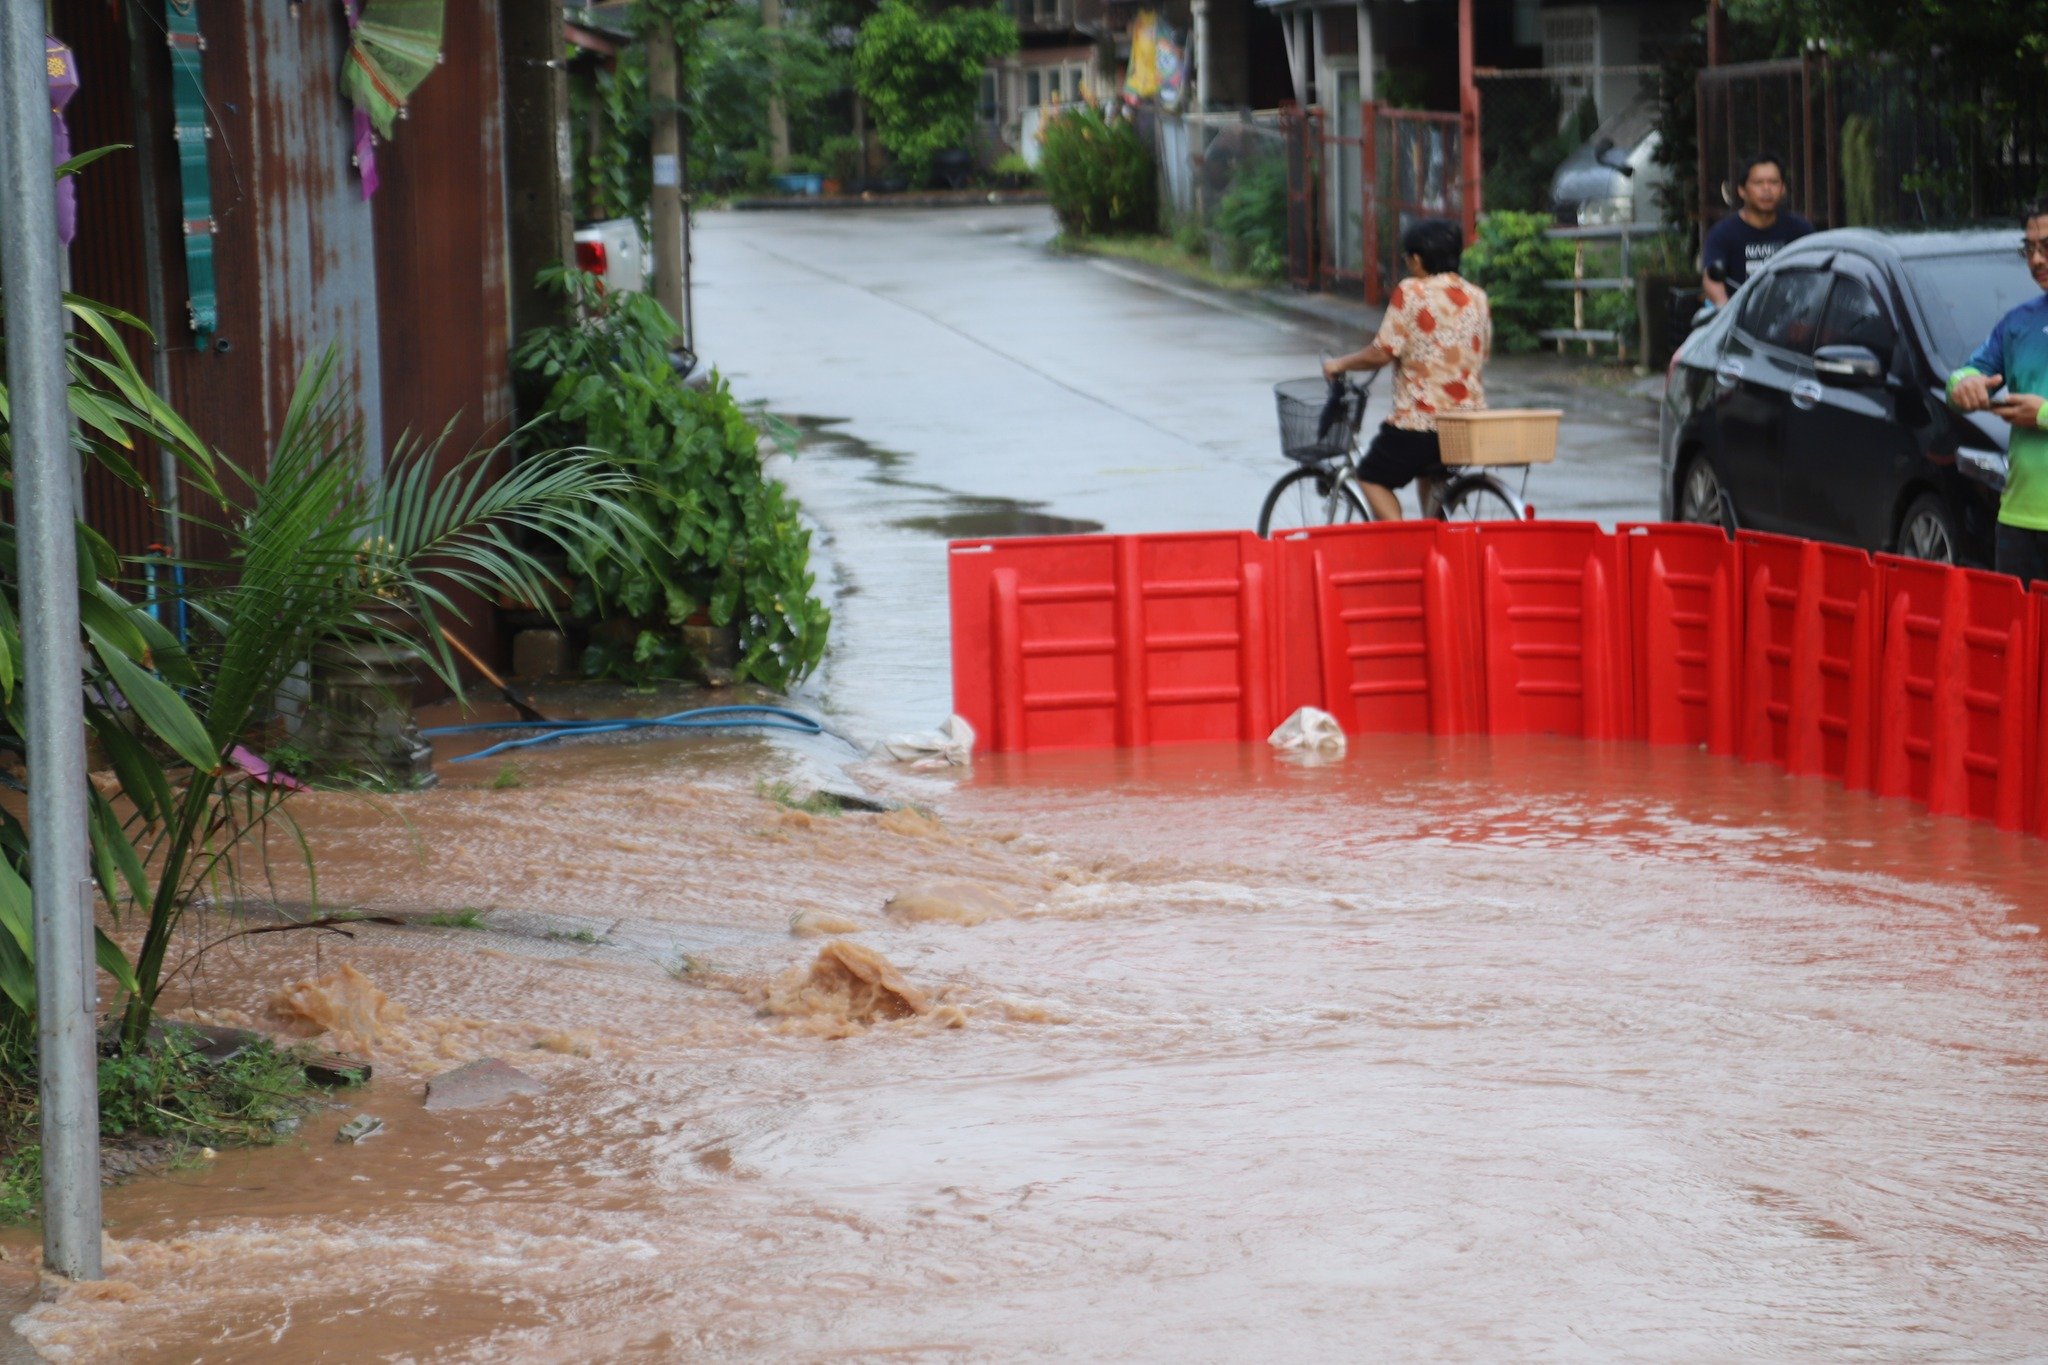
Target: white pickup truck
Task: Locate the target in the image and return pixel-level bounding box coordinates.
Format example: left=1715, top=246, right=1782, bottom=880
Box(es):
left=572, top=218, right=651, bottom=295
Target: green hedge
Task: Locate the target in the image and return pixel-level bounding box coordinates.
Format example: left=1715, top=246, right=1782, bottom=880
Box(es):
left=1041, top=107, right=1157, bottom=237
left=1213, top=157, right=1287, bottom=278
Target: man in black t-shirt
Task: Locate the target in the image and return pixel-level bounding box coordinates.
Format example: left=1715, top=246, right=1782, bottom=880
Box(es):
left=1700, top=153, right=1813, bottom=305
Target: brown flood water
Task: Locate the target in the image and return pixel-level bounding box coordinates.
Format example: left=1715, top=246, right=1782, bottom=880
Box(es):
left=11, top=727, right=2048, bottom=1360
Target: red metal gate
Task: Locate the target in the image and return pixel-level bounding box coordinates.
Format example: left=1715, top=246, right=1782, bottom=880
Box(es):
left=1285, top=103, right=1470, bottom=307
left=1279, top=103, right=1323, bottom=292
left=1368, top=107, right=1466, bottom=307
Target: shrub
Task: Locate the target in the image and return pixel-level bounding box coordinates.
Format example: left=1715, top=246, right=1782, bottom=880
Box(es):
left=854, top=0, right=1017, bottom=186
left=1040, top=106, right=1157, bottom=237
left=1213, top=156, right=1288, bottom=278
left=1460, top=211, right=1575, bottom=353
left=515, top=268, right=830, bottom=690
left=990, top=151, right=1036, bottom=183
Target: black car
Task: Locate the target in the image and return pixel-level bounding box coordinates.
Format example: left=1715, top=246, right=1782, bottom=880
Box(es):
left=1660, top=227, right=2040, bottom=565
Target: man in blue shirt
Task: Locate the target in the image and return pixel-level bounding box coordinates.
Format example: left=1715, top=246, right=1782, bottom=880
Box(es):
left=1700, top=154, right=1813, bottom=306
left=1949, top=198, right=2048, bottom=583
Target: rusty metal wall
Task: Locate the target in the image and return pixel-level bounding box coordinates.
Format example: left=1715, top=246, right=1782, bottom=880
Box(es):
left=241, top=0, right=383, bottom=473
left=374, top=0, right=518, bottom=677
left=53, top=0, right=521, bottom=685
left=50, top=0, right=160, bottom=561
left=374, top=0, right=513, bottom=455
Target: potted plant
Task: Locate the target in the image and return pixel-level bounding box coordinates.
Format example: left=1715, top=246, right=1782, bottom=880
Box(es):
left=303, top=536, right=434, bottom=786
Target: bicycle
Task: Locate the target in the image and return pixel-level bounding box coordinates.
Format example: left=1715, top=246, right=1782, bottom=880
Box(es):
left=1256, top=370, right=1530, bottom=537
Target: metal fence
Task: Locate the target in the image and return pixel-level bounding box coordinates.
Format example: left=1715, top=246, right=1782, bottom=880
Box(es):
left=1697, top=57, right=1831, bottom=231
left=1370, top=109, right=1463, bottom=301
left=1156, top=108, right=1290, bottom=277
left=1274, top=102, right=1468, bottom=305
left=1475, top=65, right=1659, bottom=218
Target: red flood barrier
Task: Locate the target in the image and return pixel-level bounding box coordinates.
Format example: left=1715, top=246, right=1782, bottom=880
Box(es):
left=1870, top=558, right=2037, bottom=830
left=1471, top=522, right=1630, bottom=739
left=950, top=520, right=2048, bottom=844
left=949, top=531, right=1275, bottom=754
left=1736, top=532, right=1880, bottom=790
left=1269, top=523, right=1481, bottom=736
left=1621, top=523, right=1741, bottom=754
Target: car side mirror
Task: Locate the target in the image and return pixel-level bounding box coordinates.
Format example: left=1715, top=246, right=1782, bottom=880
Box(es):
left=1813, top=343, right=1885, bottom=387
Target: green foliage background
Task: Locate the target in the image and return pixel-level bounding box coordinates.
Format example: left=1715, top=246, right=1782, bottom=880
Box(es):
left=853, top=0, right=1016, bottom=186
left=1040, top=106, right=1158, bottom=238
left=516, top=269, right=829, bottom=689
left=1460, top=211, right=1575, bottom=353
left=1212, top=156, right=1287, bottom=279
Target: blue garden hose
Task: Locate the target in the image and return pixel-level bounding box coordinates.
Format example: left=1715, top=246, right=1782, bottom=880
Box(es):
left=421, top=704, right=824, bottom=764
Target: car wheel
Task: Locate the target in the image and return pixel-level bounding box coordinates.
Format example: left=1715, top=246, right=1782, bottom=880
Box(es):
left=1896, top=492, right=1960, bottom=565
left=1677, top=454, right=1734, bottom=533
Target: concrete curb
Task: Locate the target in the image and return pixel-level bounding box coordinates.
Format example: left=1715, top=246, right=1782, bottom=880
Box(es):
left=730, top=190, right=1051, bottom=212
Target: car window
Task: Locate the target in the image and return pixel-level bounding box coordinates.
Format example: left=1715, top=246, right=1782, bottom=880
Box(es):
left=1904, top=251, right=2043, bottom=373
left=1817, top=276, right=1895, bottom=355
left=1740, top=269, right=1831, bottom=353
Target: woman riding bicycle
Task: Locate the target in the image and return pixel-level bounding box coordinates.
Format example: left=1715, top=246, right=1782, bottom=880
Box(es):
left=1321, top=218, right=1491, bottom=521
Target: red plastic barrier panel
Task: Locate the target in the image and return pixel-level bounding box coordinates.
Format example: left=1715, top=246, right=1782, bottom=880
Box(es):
left=1469, top=522, right=1631, bottom=739
left=949, top=531, right=1277, bottom=753
left=1269, top=522, right=1482, bottom=735
left=2036, top=583, right=2048, bottom=840
left=1736, top=532, right=1880, bottom=788
left=1873, top=557, right=2035, bottom=829
left=1620, top=523, right=1741, bottom=754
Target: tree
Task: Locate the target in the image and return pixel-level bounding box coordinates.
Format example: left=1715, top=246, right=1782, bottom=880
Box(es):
left=1723, top=0, right=2048, bottom=82
left=853, top=0, right=1016, bottom=186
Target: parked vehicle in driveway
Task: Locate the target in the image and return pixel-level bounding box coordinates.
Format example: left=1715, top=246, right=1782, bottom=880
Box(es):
left=1660, top=227, right=2037, bottom=565
left=573, top=218, right=651, bottom=295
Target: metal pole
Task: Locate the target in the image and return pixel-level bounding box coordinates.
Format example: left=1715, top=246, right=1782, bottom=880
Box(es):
left=760, top=0, right=789, bottom=172
left=648, top=18, right=687, bottom=342
left=0, top=2, right=103, bottom=1281
left=1457, top=0, right=1479, bottom=238
left=126, top=0, right=181, bottom=558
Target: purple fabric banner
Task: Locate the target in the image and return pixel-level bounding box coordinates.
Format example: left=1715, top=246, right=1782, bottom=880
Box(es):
left=343, top=0, right=379, bottom=199
left=48, top=36, right=78, bottom=245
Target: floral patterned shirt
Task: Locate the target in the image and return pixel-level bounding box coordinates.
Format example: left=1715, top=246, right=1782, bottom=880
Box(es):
left=1374, top=273, right=1490, bottom=432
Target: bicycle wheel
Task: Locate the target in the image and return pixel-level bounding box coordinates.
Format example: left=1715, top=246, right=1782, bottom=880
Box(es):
left=1258, top=465, right=1372, bottom=537
left=1437, top=473, right=1524, bottom=523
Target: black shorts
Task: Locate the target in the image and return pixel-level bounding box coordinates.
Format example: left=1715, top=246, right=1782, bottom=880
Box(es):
left=1355, top=423, right=1447, bottom=490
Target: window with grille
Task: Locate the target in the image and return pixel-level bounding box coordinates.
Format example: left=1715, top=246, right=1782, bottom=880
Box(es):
left=1541, top=8, right=1598, bottom=68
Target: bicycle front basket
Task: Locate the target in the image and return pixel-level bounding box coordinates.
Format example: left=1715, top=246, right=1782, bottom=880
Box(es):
left=1274, top=379, right=1358, bottom=464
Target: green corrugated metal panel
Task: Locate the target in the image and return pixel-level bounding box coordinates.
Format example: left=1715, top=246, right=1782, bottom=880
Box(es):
left=164, top=0, right=215, bottom=343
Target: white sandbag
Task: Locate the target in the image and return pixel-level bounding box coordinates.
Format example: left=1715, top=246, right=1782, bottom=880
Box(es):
left=1268, top=706, right=1346, bottom=756
left=879, top=714, right=976, bottom=767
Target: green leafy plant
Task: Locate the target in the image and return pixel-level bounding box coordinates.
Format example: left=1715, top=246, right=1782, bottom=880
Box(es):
left=0, top=1036, right=323, bottom=1221
left=1213, top=155, right=1288, bottom=278
left=757, top=777, right=844, bottom=815
left=575, top=6, right=851, bottom=212
left=421, top=910, right=489, bottom=929
left=990, top=151, right=1036, bottom=185
left=1460, top=211, right=1576, bottom=353
left=1040, top=105, right=1158, bottom=238
left=515, top=267, right=830, bottom=690
left=490, top=763, right=524, bottom=791
left=0, top=299, right=634, bottom=1063
left=853, top=0, right=1017, bottom=186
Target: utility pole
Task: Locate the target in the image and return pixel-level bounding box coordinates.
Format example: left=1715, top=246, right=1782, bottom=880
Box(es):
left=761, top=0, right=790, bottom=172
left=0, top=2, right=103, bottom=1281
left=648, top=17, right=688, bottom=340
left=502, top=0, right=575, bottom=360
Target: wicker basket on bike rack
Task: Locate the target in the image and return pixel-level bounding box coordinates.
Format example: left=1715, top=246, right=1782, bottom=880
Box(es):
left=1435, top=409, right=1562, bottom=465
left=1273, top=379, right=1361, bottom=464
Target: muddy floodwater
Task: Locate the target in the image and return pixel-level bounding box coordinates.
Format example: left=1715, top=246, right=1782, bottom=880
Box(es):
left=9, top=213, right=2042, bottom=1357
left=12, top=727, right=2048, bottom=1360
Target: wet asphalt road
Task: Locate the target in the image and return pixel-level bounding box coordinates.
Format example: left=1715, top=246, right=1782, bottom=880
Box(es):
left=692, top=205, right=1664, bottom=737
